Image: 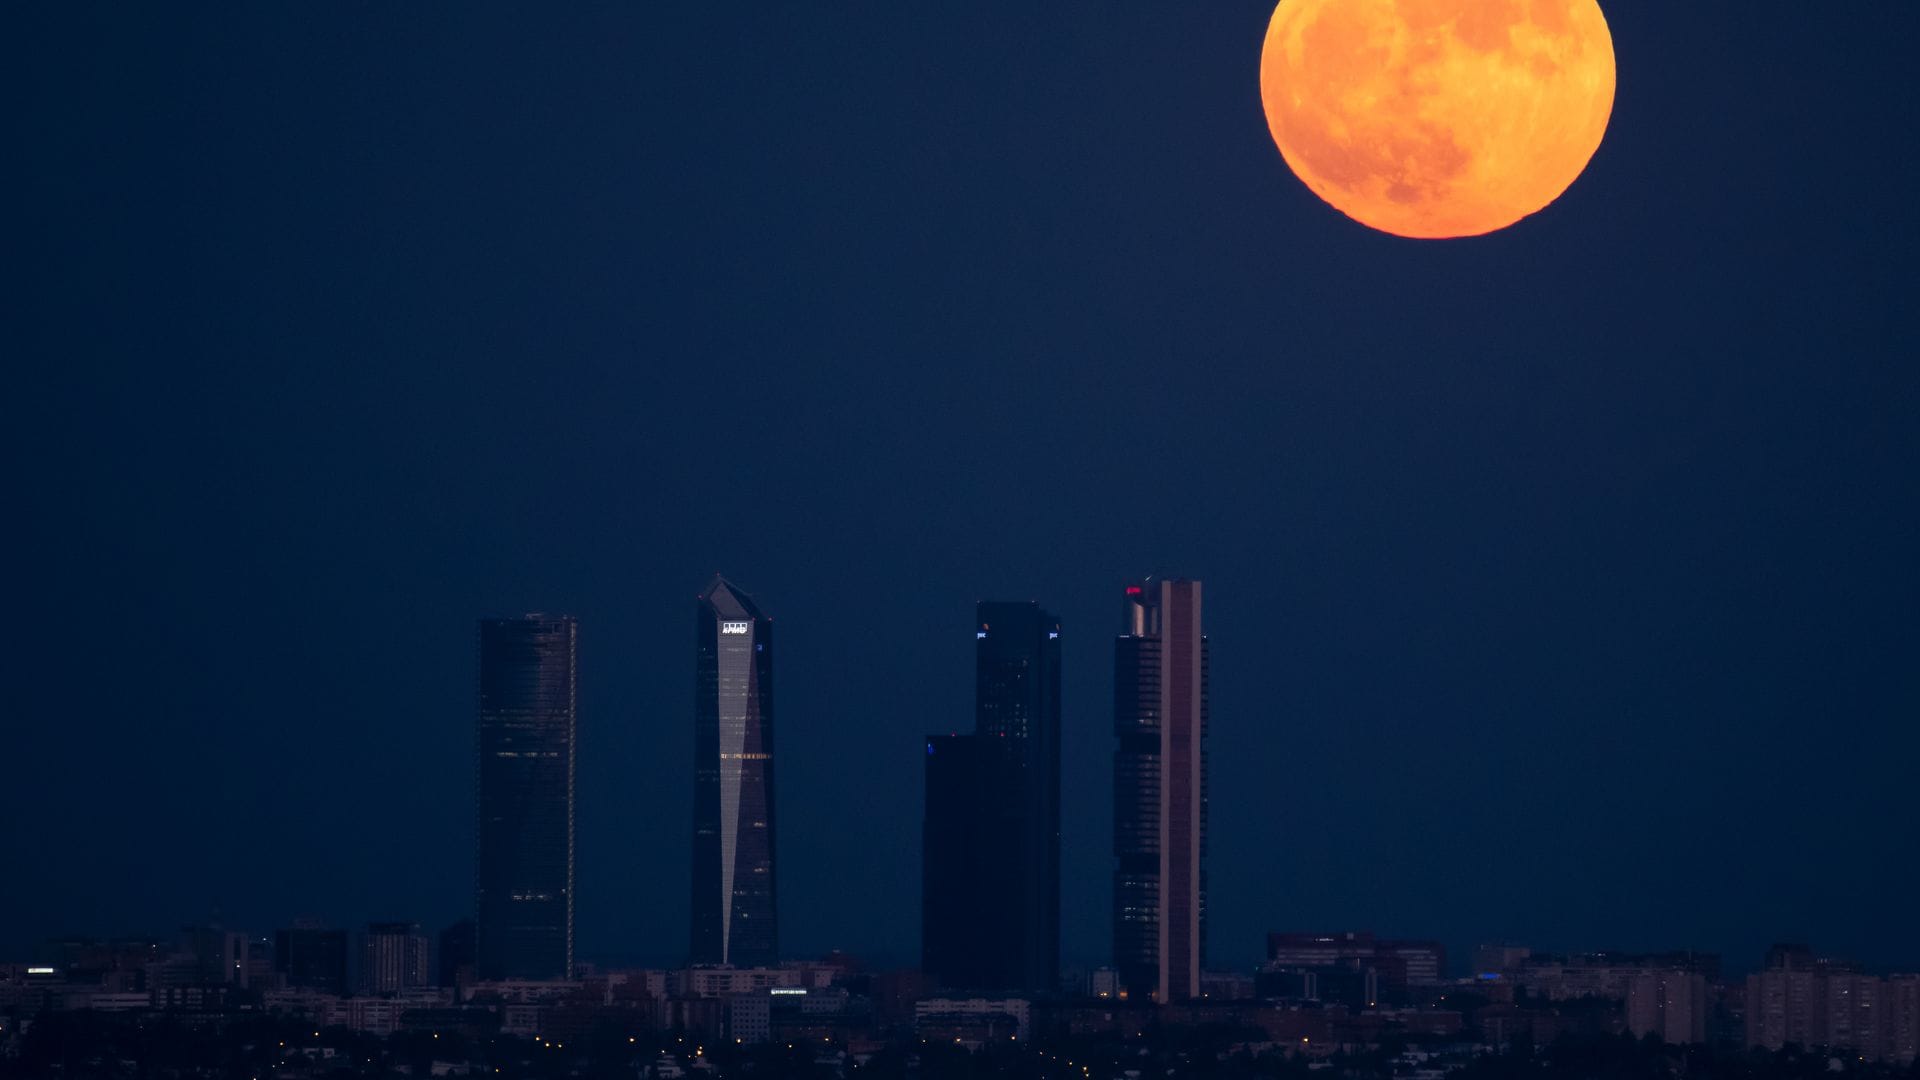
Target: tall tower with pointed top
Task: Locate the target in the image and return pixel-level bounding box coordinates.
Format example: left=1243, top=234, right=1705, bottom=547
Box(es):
left=690, top=576, right=779, bottom=967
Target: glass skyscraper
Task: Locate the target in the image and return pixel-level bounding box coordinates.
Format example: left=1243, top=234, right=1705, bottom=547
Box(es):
left=922, top=733, right=1022, bottom=989
left=475, top=614, right=577, bottom=980
left=923, top=601, right=1062, bottom=993
left=1113, top=579, right=1207, bottom=1002
left=690, top=576, right=778, bottom=968
left=976, top=600, right=1063, bottom=992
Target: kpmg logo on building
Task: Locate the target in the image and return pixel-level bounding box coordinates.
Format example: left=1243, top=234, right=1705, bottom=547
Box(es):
left=721, top=621, right=752, bottom=635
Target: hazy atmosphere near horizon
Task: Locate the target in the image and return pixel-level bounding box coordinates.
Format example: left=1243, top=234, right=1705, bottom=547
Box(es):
left=9, top=1, right=1917, bottom=977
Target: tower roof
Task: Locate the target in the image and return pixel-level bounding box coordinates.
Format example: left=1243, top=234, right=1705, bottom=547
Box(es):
left=1121, top=576, right=1202, bottom=636
left=700, top=574, right=766, bottom=621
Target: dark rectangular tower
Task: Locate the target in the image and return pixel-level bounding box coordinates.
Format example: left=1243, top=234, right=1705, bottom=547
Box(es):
left=476, top=614, right=577, bottom=980
left=921, top=601, right=1062, bottom=994
left=974, top=601, right=1062, bottom=993
left=1113, top=579, right=1207, bottom=1002
left=921, top=734, right=1022, bottom=990
left=691, top=576, right=778, bottom=968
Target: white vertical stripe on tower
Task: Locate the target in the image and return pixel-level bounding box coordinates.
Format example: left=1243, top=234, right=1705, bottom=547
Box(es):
left=717, top=623, right=752, bottom=963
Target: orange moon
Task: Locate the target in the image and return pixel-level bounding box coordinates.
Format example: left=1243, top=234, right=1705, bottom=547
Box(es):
left=1259, top=0, right=1616, bottom=239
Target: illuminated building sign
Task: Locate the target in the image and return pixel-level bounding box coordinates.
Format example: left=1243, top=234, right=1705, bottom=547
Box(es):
left=721, top=621, right=751, bottom=635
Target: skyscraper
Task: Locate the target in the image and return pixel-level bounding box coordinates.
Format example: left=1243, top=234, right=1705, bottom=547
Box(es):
left=691, top=576, right=778, bottom=968
left=1113, top=578, right=1208, bottom=1002
left=921, top=601, right=1062, bottom=993
left=977, top=602, right=1063, bottom=994
left=922, top=733, right=1022, bottom=990
left=475, top=614, right=577, bottom=980
left=922, top=601, right=1063, bottom=993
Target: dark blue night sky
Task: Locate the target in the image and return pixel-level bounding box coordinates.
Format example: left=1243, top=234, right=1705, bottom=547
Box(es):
left=10, top=3, right=1917, bottom=973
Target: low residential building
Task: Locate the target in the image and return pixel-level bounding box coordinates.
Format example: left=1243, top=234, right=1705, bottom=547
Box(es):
left=81, top=992, right=154, bottom=1013
left=1088, top=968, right=1120, bottom=1000
left=1889, top=975, right=1919, bottom=1066
left=728, top=986, right=862, bottom=1045
left=1626, top=971, right=1708, bottom=1045
left=683, top=966, right=807, bottom=997
left=916, top=997, right=1030, bottom=1043
left=1512, top=951, right=1718, bottom=1002
left=1744, top=948, right=1911, bottom=1061
left=1200, top=971, right=1257, bottom=1001
left=1261, top=932, right=1448, bottom=1006
left=500, top=1002, right=543, bottom=1037
left=466, top=979, right=582, bottom=1003
left=362, top=923, right=432, bottom=995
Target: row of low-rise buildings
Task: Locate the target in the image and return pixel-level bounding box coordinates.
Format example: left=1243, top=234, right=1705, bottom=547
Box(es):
left=9, top=941, right=1918, bottom=1064
left=1467, top=941, right=1919, bottom=1063
left=1745, top=946, right=1920, bottom=1064
left=1, top=919, right=452, bottom=1011
left=1258, top=931, right=1450, bottom=1007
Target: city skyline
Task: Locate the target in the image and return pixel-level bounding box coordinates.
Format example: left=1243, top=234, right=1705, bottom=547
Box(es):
left=11, top=0, right=1915, bottom=995
left=6, top=572, right=1920, bottom=1071
left=15, top=568, right=1909, bottom=987
left=3, top=572, right=1914, bottom=976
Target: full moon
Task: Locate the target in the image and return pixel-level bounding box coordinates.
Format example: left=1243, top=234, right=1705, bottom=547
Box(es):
left=1259, top=0, right=1615, bottom=239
